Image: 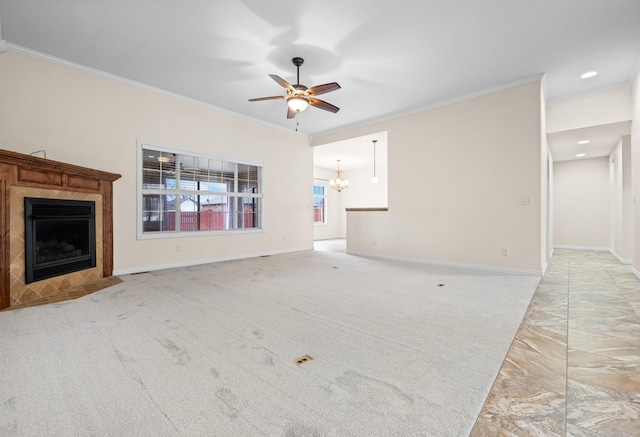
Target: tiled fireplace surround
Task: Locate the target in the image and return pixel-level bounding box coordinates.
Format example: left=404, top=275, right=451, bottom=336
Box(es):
left=0, top=150, right=120, bottom=310
left=10, top=187, right=103, bottom=306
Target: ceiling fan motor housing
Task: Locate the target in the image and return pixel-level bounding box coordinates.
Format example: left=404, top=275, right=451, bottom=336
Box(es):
left=292, top=84, right=307, bottom=94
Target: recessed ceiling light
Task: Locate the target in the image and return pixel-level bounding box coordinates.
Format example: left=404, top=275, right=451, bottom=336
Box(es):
left=577, top=140, right=590, bottom=144
left=576, top=153, right=586, bottom=157
left=581, top=71, right=597, bottom=79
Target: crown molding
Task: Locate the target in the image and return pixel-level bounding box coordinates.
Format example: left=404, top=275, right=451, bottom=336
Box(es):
left=312, top=73, right=546, bottom=140
left=6, top=43, right=309, bottom=138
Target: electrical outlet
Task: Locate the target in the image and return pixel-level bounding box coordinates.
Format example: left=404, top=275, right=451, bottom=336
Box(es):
left=372, top=240, right=377, bottom=246
left=521, top=196, right=532, bottom=206
left=502, top=248, right=509, bottom=256
left=175, top=244, right=180, bottom=252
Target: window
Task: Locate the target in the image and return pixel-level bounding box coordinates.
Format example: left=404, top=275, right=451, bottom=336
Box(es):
left=313, top=183, right=327, bottom=224
left=138, top=142, right=263, bottom=238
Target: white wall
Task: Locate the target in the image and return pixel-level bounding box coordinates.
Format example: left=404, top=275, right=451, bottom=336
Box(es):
left=0, top=51, right=313, bottom=274
left=313, top=152, right=388, bottom=240
left=313, top=80, right=545, bottom=272
left=313, top=167, right=345, bottom=240
left=554, top=158, right=610, bottom=249
left=546, top=87, right=632, bottom=133
left=339, top=166, right=388, bottom=210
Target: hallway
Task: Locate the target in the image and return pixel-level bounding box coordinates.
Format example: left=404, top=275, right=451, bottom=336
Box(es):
left=472, top=249, right=640, bottom=436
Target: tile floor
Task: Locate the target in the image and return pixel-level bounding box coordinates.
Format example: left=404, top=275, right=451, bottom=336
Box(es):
left=1, top=275, right=122, bottom=311
left=472, top=249, right=640, bottom=436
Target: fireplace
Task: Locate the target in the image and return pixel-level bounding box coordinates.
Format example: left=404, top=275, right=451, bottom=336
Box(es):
left=24, top=198, right=97, bottom=283
left=0, top=149, right=121, bottom=309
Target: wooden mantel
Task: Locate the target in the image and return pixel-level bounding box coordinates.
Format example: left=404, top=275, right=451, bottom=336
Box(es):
left=0, top=149, right=121, bottom=309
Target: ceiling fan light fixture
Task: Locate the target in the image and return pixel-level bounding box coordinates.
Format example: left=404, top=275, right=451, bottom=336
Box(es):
left=249, top=57, right=340, bottom=120
left=287, top=96, right=309, bottom=112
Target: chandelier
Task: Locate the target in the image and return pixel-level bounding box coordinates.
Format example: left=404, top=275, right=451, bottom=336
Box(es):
left=330, top=159, right=349, bottom=192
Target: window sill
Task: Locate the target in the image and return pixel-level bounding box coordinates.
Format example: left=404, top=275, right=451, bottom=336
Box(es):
left=137, top=228, right=264, bottom=240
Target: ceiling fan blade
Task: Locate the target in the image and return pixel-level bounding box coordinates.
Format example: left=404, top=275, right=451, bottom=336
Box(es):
left=248, top=96, right=284, bottom=102
left=309, top=98, right=340, bottom=113
left=287, top=106, right=297, bottom=119
left=269, top=74, right=294, bottom=91
left=306, top=82, right=341, bottom=96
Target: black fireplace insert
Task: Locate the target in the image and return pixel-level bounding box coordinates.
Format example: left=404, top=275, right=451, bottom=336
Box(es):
left=24, top=198, right=97, bottom=284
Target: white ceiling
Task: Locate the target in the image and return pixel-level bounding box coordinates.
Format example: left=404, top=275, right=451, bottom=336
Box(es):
left=1, top=1, right=639, bottom=164
left=313, top=132, right=387, bottom=171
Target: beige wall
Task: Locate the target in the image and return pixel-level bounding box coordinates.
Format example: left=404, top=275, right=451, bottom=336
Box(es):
left=314, top=81, right=545, bottom=272
left=609, top=136, right=633, bottom=262
left=610, top=139, right=621, bottom=255
left=633, top=69, right=640, bottom=277
left=548, top=154, right=554, bottom=256
left=622, top=136, right=634, bottom=262
left=540, top=84, right=551, bottom=266
left=554, top=158, right=610, bottom=249
left=0, top=51, right=313, bottom=274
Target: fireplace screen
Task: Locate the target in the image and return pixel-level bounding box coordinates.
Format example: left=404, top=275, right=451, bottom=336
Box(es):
left=24, top=198, right=97, bottom=284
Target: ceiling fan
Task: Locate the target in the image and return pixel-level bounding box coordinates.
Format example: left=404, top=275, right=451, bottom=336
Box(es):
left=249, top=57, right=341, bottom=119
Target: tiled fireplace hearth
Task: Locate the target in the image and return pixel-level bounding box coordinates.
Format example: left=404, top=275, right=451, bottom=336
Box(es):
left=0, top=150, right=120, bottom=309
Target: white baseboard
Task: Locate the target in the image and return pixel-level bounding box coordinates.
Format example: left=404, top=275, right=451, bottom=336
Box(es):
left=347, top=251, right=543, bottom=276
left=553, top=246, right=633, bottom=264
left=609, top=249, right=632, bottom=265
left=113, top=246, right=313, bottom=276
left=632, top=267, right=640, bottom=280
left=553, top=245, right=610, bottom=252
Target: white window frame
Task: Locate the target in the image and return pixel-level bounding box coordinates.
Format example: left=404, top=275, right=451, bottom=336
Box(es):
left=137, top=140, right=264, bottom=239
left=313, top=180, right=328, bottom=226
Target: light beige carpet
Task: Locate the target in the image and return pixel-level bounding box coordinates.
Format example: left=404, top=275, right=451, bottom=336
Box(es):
left=0, top=248, right=540, bottom=436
